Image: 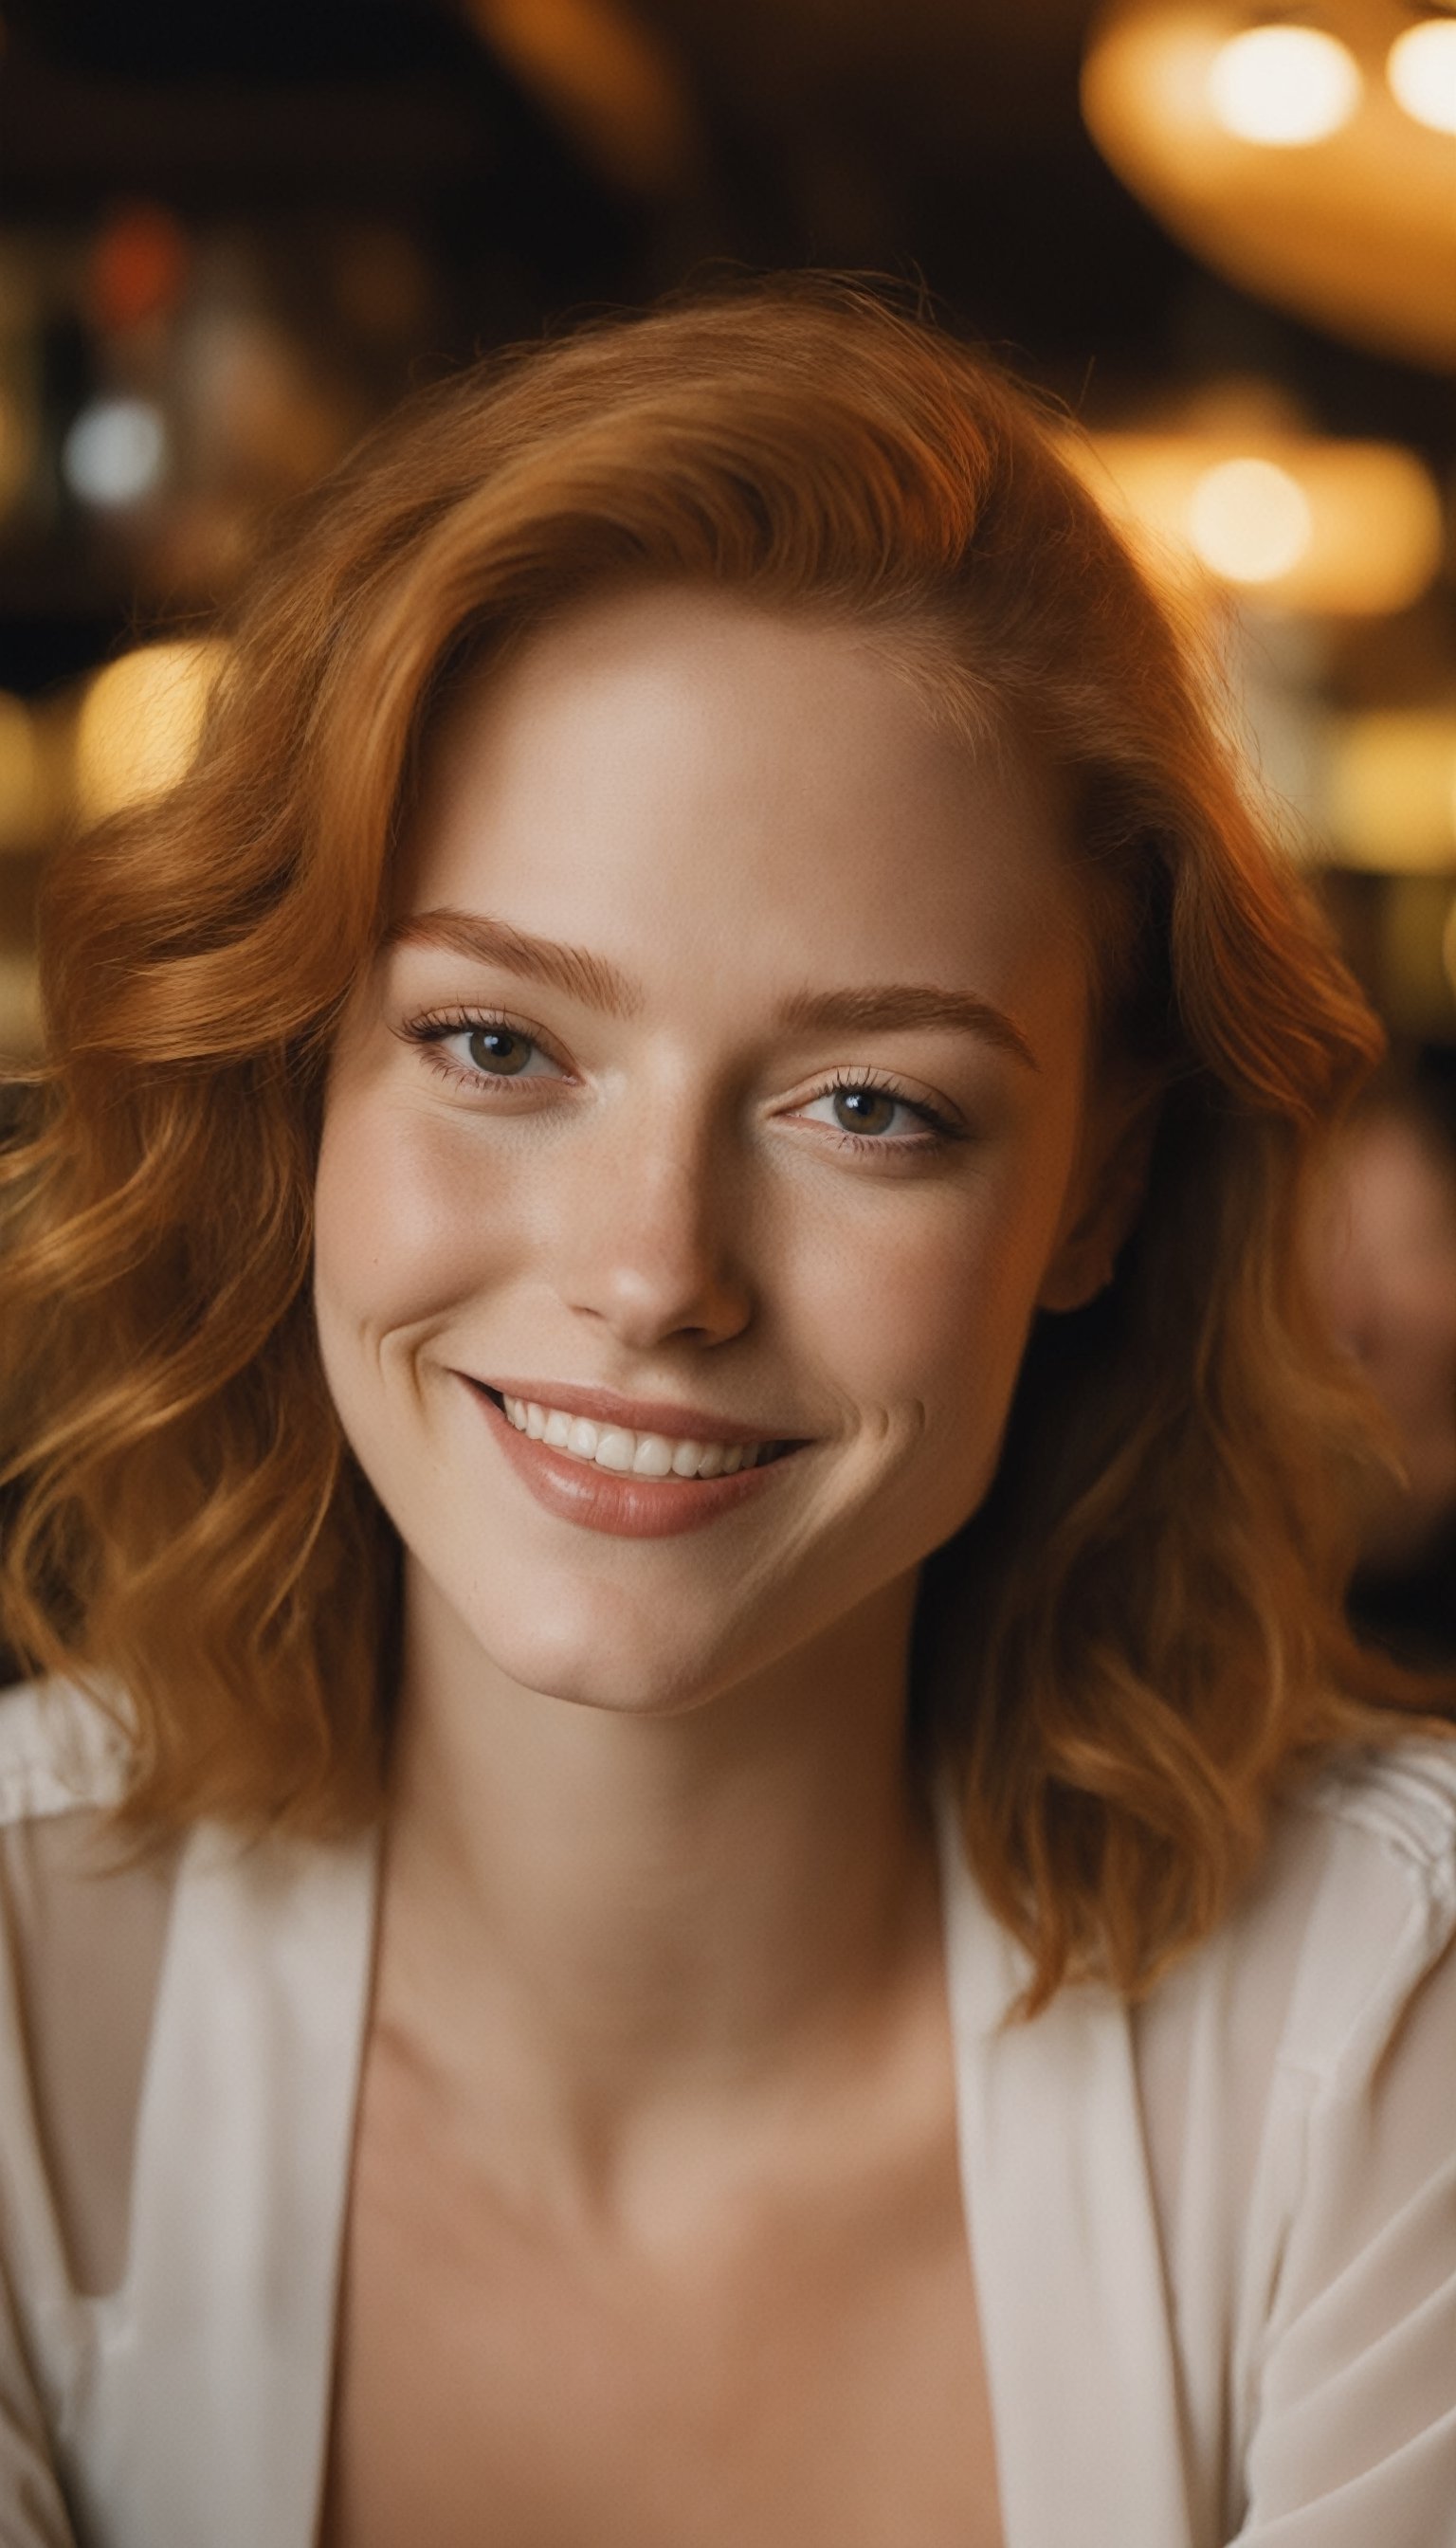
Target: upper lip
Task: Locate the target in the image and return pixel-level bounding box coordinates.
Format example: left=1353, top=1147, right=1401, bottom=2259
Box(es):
left=469, top=1375, right=807, bottom=1447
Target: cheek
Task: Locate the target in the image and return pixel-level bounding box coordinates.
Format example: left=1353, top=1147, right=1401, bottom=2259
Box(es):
left=313, top=1090, right=518, bottom=1352
left=790, top=1149, right=1080, bottom=1565
left=794, top=1166, right=1068, bottom=1423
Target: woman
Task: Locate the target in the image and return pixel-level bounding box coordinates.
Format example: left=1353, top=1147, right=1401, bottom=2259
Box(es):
left=1, top=280, right=1452, bottom=2548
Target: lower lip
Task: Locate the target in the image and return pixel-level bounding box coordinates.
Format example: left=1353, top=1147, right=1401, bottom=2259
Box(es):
left=463, top=1381, right=804, bottom=1539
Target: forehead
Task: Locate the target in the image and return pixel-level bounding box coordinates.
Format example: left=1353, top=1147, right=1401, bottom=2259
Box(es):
left=398, top=586, right=1089, bottom=1035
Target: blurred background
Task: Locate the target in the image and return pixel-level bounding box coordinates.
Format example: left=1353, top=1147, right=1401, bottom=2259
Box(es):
left=0, top=0, right=1453, bottom=1658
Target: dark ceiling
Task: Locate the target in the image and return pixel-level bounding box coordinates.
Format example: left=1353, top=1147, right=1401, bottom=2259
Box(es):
left=2, top=0, right=1450, bottom=444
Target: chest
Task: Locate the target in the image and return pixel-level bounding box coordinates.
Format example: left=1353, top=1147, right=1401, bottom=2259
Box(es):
left=319, top=2055, right=1005, bottom=2548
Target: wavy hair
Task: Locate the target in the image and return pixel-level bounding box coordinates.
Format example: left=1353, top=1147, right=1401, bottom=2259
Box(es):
left=2, top=277, right=1447, bottom=2009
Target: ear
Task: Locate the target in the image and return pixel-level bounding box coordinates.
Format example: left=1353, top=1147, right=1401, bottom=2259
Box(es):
left=1036, top=1074, right=1162, bottom=1315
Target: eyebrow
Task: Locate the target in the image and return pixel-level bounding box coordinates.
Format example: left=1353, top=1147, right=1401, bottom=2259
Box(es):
left=383, top=909, right=642, bottom=1020
left=774, top=982, right=1038, bottom=1069
left=384, top=908, right=1039, bottom=1070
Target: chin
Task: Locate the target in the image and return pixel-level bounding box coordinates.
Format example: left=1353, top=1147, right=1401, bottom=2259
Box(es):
left=505, top=1627, right=720, bottom=1719
left=422, top=1559, right=737, bottom=1719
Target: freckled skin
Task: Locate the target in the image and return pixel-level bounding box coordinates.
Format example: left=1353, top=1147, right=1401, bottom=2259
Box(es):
left=314, top=587, right=1111, bottom=1723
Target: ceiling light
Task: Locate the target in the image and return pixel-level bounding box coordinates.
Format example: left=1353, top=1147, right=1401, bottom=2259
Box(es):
left=1075, top=431, right=1444, bottom=614
left=1208, top=24, right=1363, bottom=144
left=1083, top=0, right=1456, bottom=364
left=1387, top=17, right=1456, bottom=136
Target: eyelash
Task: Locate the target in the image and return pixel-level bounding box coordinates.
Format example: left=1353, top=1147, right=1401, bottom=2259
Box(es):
left=398, top=1007, right=963, bottom=1156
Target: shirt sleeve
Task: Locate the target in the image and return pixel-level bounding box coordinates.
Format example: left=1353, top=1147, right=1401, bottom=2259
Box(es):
left=1233, top=1773, right=1456, bottom=2544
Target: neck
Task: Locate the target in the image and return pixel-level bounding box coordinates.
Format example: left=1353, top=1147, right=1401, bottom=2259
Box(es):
left=373, top=1562, right=944, bottom=2230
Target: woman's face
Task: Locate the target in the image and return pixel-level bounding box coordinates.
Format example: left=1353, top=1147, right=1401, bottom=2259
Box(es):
left=315, top=586, right=1125, bottom=1716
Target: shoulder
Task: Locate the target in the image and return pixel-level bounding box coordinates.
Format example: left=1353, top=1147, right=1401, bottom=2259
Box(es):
left=1228, top=1744, right=1456, bottom=2529
left=1291, top=1730, right=1456, bottom=1889
left=0, top=1675, right=136, bottom=1829
left=1135, top=1734, right=1456, bottom=2157
left=1148, top=1733, right=1456, bottom=2128
left=1284, top=1732, right=1456, bottom=1987
left=1276, top=1735, right=1456, bottom=2076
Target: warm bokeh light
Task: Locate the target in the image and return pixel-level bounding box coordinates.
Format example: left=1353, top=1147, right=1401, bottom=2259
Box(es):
left=1207, top=25, right=1362, bottom=146
left=61, top=396, right=168, bottom=509
left=1327, top=711, right=1456, bottom=872
left=75, top=641, right=227, bottom=823
left=1443, top=890, right=1456, bottom=1001
left=87, top=204, right=191, bottom=335
left=1083, top=0, right=1456, bottom=366
left=1074, top=431, right=1444, bottom=615
left=1187, top=455, right=1312, bottom=583
left=1387, top=17, right=1456, bottom=136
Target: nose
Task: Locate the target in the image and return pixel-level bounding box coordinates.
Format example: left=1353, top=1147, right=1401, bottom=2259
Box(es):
left=552, top=1090, right=755, bottom=1353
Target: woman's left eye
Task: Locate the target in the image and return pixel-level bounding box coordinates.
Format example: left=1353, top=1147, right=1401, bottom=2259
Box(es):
left=797, top=1080, right=955, bottom=1150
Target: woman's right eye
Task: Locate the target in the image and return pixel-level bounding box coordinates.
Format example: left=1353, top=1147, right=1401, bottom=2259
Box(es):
left=399, top=1011, right=565, bottom=1090
left=456, top=1024, right=541, bottom=1078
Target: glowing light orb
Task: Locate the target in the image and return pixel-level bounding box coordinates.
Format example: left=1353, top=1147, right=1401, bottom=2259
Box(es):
left=1186, top=456, right=1314, bottom=584
left=1388, top=18, right=1456, bottom=137
left=1207, top=26, right=1362, bottom=146
left=61, top=397, right=168, bottom=508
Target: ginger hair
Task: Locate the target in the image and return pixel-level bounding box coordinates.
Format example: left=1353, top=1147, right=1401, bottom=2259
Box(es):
left=3, top=277, right=1447, bottom=2009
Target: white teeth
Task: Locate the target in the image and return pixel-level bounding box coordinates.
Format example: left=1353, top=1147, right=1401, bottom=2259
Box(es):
left=631, top=1435, right=674, bottom=1478
left=496, top=1393, right=775, bottom=1482
left=593, top=1428, right=636, bottom=1474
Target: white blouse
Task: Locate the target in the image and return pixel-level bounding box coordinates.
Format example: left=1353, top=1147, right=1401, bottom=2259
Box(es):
left=0, top=1675, right=1453, bottom=2548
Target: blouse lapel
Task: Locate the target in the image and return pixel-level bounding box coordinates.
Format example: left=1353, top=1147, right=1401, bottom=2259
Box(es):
left=81, top=1817, right=381, bottom=2548
left=934, top=1774, right=1195, bottom=2548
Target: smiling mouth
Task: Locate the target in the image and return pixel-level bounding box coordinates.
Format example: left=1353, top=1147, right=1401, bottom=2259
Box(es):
left=476, top=1385, right=803, bottom=1480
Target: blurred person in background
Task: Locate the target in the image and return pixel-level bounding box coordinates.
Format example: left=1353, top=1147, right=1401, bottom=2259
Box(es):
left=1306, top=1087, right=1456, bottom=1673
left=0, top=281, right=1453, bottom=2548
